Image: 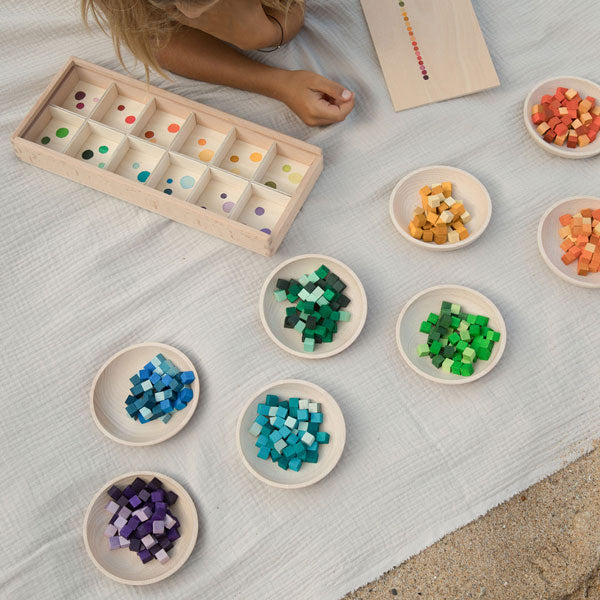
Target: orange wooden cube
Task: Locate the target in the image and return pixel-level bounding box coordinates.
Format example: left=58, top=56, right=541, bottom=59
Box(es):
left=560, top=238, right=574, bottom=252
left=577, top=262, right=589, bottom=276
left=441, top=182, right=452, bottom=198
left=559, top=213, right=573, bottom=226
left=578, top=134, right=591, bottom=147
left=431, top=184, right=443, bottom=195
left=592, top=209, right=600, bottom=220
left=422, top=229, right=434, bottom=242
left=576, top=234, right=589, bottom=246
left=580, top=208, right=593, bottom=218
left=569, top=245, right=582, bottom=258
left=419, top=186, right=431, bottom=197
left=561, top=252, right=576, bottom=265
left=450, top=203, right=465, bottom=218
left=426, top=211, right=439, bottom=225
left=413, top=213, right=427, bottom=227
left=409, top=221, right=423, bottom=239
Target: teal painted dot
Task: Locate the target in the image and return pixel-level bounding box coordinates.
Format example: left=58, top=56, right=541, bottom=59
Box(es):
left=98, top=163, right=105, bottom=168
left=132, top=162, right=140, bottom=169
left=55, top=127, right=69, bottom=138
left=166, top=178, right=173, bottom=184
left=265, top=181, right=277, bottom=189
left=98, top=145, right=109, bottom=154
left=163, top=188, right=173, bottom=195
left=137, top=170, right=150, bottom=183
left=180, top=175, right=195, bottom=189
left=81, top=149, right=94, bottom=160
left=41, top=136, right=50, bottom=145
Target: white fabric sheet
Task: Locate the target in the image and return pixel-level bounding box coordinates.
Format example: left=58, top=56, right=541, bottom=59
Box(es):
left=1, top=1, right=599, bottom=598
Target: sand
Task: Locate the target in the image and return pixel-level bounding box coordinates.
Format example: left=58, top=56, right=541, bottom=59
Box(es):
left=344, top=447, right=600, bottom=599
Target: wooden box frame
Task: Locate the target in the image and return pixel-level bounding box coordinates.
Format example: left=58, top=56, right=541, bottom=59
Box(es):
left=11, top=57, right=323, bottom=256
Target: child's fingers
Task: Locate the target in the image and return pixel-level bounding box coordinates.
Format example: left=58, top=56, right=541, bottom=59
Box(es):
left=315, top=94, right=355, bottom=123
left=311, top=74, right=354, bottom=106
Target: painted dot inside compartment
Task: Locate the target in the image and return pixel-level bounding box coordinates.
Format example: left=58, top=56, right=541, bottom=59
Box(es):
left=180, top=175, right=195, bottom=189
left=198, top=149, right=214, bottom=162
left=229, top=155, right=239, bottom=163
left=282, top=164, right=291, bottom=172
left=163, top=188, right=173, bottom=195
left=249, top=152, right=263, bottom=162
left=75, top=91, right=86, bottom=100
left=98, top=145, right=108, bottom=154
left=288, top=172, right=303, bottom=184
left=168, top=123, right=180, bottom=133
left=261, top=228, right=271, bottom=234
left=81, top=149, right=94, bottom=160
left=265, top=181, right=277, bottom=189
left=41, top=136, right=50, bottom=145
left=117, top=105, right=125, bottom=111
left=137, top=170, right=150, bottom=183
left=98, top=162, right=105, bottom=168
left=220, top=193, right=227, bottom=199
left=144, top=131, right=154, bottom=139
left=222, top=201, right=234, bottom=213
left=166, top=178, right=173, bottom=184
left=76, top=102, right=85, bottom=110
left=132, top=162, right=140, bottom=169
left=197, top=138, right=207, bottom=145
left=55, top=127, right=69, bottom=138
left=255, top=206, right=265, bottom=216
left=125, top=115, right=136, bottom=124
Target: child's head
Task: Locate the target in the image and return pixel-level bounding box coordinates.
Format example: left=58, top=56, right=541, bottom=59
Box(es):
left=82, top=0, right=301, bottom=78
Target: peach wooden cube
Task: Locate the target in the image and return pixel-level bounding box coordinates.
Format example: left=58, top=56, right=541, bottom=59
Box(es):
left=536, top=122, right=550, bottom=135
left=578, top=134, right=591, bottom=147
left=558, top=225, right=571, bottom=238
left=426, top=211, right=439, bottom=225
left=580, top=112, right=593, bottom=126
left=565, top=88, right=578, bottom=100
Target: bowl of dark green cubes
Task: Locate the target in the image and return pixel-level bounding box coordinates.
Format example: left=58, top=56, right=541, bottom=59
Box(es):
left=396, top=285, right=506, bottom=384
left=260, top=254, right=367, bottom=358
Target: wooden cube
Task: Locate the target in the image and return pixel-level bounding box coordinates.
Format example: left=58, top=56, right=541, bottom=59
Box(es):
left=426, top=211, right=439, bottom=225
left=561, top=252, right=576, bottom=265
left=422, top=229, right=434, bottom=242
left=560, top=238, right=574, bottom=252
left=559, top=213, right=573, bottom=226
left=536, top=122, right=550, bottom=135
left=565, top=88, right=578, bottom=101
left=409, top=222, right=423, bottom=239
left=578, top=99, right=593, bottom=114
left=431, top=184, right=443, bottom=195
left=441, top=182, right=452, bottom=198
left=413, top=213, right=427, bottom=227
left=558, top=225, right=571, bottom=239
left=447, top=230, right=460, bottom=244
left=578, top=134, right=591, bottom=147
left=450, top=203, right=465, bottom=218
left=433, top=233, right=447, bottom=245
left=580, top=112, right=593, bottom=126
left=438, top=210, right=453, bottom=224
left=580, top=208, right=593, bottom=218
left=419, top=185, right=432, bottom=197
left=554, top=132, right=567, bottom=146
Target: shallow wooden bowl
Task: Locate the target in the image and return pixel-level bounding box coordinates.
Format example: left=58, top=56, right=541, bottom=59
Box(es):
left=236, top=379, right=346, bottom=488
left=389, top=165, right=491, bottom=251
left=83, top=471, right=198, bottom=585
left=259, top=254, right=367, bottom=359
left=90, top=343, right=199, bottom=446
left=537, top=196, right=600, bottom=288
left=396, top=285, right=506, bottom=385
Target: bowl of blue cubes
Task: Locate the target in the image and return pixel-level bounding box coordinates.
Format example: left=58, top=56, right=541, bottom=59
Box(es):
left=236, top=379, right=346, bottom=488
left=90, top=343, right=200, bottom=446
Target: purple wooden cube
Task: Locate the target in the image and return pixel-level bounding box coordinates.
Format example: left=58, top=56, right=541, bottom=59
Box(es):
left=131, top=477, right=146, bottom=493
left=150, top=490, right=165, bottom=502
left=152, top=520, right=165, bottom=535
left=138, top=548, right=152, bottom=564
left=136, top=521, right=153, bottom=538
left=138, top=489, right=150, bottom=502
left=158, top=537, right=173, bottom=551
left=165, top=490, right=178, bottom=506
left=104, top=524, right=117, bottom=537
left=129, top=538, right=141, bottom=552
left=155, top=549, right=170, bottom=564
left=123, top=486, right=135, bottom=499
left=108, top=536, right=121, bottom=550
left=109, top=513, right=118, bottom=525
left=154, top=502, right=167, bottom=520
left=164, top=514, right=176, bottom=529
left=114, top=515, right=127, bottom=530
left=147, top=477, right=162, bottom=491
left=116, top=495, right=129, bottom=507
left=118, top=506, right=132, bottom=519
left=104, top=501, right=119, bottom=515
left=129, top=495, right=142, bottom=509
left=141, top=534, right=156, bottom=549
left=107, top=485, right=122, bottom=500
left=166, top=527, right=180, bottom=542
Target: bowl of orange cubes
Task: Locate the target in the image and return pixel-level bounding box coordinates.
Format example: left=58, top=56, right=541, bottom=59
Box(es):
left=538, top=196, right=600, bottom=288
left=389, top=165, right=492, bottom=252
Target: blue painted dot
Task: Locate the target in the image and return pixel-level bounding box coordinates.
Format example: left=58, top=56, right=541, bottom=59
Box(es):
left=163, top=188, right=173, bottom=195
left=261, top=228, right=271, bottom=234
left=166, top=178, right=173, bottom=184
left=220, top=193, right=227, bottom=199
left=132, top=162, right=140, bottom=169
left=180, top=175, right=195, bottom=189
left=137, top=170, right=150, bottom=183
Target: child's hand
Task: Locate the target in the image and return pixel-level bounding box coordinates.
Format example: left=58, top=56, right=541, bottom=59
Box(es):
left=279, top=70, right=355, bottom=126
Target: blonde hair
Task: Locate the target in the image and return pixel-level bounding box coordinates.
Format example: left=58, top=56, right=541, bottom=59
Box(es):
left=82, top=0, right=302, bottom=79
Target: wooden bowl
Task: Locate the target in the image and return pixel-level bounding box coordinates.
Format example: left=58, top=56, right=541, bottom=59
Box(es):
left=537, top=196, right=600, bottom=288
left=90, top=343, right=200, bottom=446
left=523, top=76, right=600, bottom=159
left=396, top=285, right=507, bottom=385
left=236, top=379, right=346, bottom=488
left=389, top=165, right=491, bottom=251
left=259, top=254, right=367, bottom=359
left=83, top=471, right=198, bottom=585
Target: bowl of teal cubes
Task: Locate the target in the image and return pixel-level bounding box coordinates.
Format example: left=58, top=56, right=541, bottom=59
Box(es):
left=90, top=343, right=200, bottom=446
left=236, top=379, right=346, bottom=488
left=259, top=254, right=367, bottom=359
left=396, top=285, right=507, bottom=384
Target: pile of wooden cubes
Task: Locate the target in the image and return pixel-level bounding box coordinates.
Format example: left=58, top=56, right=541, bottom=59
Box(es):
left=559, top=208, right=600, bottom=275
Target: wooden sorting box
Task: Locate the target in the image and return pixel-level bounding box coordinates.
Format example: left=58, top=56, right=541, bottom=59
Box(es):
left=11, top=57, right=323, bottom=256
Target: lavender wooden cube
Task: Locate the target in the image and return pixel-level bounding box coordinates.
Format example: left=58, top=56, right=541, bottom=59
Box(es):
left=114, top=515, right=127, bottom=530
left=135, top=506, right=152, bottom=522
left=138, top=489, right=151, bottom=502
left=152, top=520, right=165, bottom=535
left=104, top=501, right=119, bottom=515
left=155, top=549, right=170, bottom=564
left=104, top=524, right=117, bottom=537
left=164, top=514, right=176, bottom=529
left=119, top=536, right=130, bottom=548
left=141, top=534, right=156, bottom=549
left=118, top=506, right=132, bottom=519
left=108, top=536, right=121, bottom=550
left=116, top=495, right=129, bottom=507
left=138, top=549, right=152, bottom=564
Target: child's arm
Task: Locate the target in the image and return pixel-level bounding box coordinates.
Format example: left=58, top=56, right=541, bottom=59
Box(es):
left=156, top=27, right=354, bottom=126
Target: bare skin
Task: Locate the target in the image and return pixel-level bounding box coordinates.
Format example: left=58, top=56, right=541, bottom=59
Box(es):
left=155, top=0, right=355, bottom=126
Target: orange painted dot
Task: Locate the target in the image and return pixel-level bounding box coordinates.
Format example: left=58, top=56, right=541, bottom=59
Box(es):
left=167, top=123, right=180, bottom=133
left=402, top=12, right=407, bottom=16
left=198, top=149, right=214, bottom=161
left=404, top=16, right=409, bottom=21
left=229, top=155, right=239, bottom=163
left=249, top=152, right=263, bottom=162
left=197, top=138, right=207, bottom=145
left=125, top=115, right=136, bottom=124
left=144, top=130, right=154, bottom=138
left=150, top=138, right=157, bottom=143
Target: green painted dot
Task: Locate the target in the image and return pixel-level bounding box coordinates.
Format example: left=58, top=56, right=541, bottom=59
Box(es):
left=81, top=149, right=94, bottom=160
left=41, top=136, right=50, bottom=145
left=98, top=145, right=109, bottom=154
left=282, top=164, right=291, bottom=172
left=399, top=1, right=404, bottom=5
left=55, top=127, right=69, bottom=138
left=265, top=181, right=277, bottom=189
left=98, top=163, right=105, bottom=168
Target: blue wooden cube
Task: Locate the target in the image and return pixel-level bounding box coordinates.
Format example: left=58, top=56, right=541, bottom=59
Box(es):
left=308, top=441, right=319, bottom=452
left=161, top=413, right=172, bottom=424
left=180, top=371, right=195, bottom=384
left=144, top=361, right=155, bottom=372
left=270, top=449, right=282, bottom=461
left=289, top=398, right=300, bottom=409
left=129, top=374, right=141, bottom=385
left=179, top=388, right=193, bottom=403
left=170, top=379, right=183, bottom=392
left=279, top=426, right=291, bottom=439
left=288, top=458, right=302, bottom=471
left=160, top=400, right=174, bottom=413
left=130, top=384, right=144, bottom=396
left=297, top=409, right=309, bottom=421
left=149, top=372, right=161, bottom=385
left=276, top=406, right=288, bottom=419
left=126, top=404, right=139, bottom=418
left=125, top=395, right=137, bottom=406
left=286, top=433, right=299, bottom=445
left=173, top=399, right=187, bottom=411
left=139, top=369, right=152, bottom=381
left=257, top=404, right=270, bottom=416
left=273, top=416, right=285, bottom=429
left=139, top=407, right=153, bottom=420
left=255, top=414, right=268, bottom=426
left=305, top=450, right=319, bottom=463
left=316, top=431, right=330, bottom=444
left=265, top=394, right=279, bottom=406
left=277, top=457, right=289, bottom=470
left=256, top=434, right=268, bottom=447
left=282, top=445, right=295, bottom=458
left=154, top=380, right=166, bottom=392
left=161, top=374, right=173, bottom=386
left=310, top=412, right=323, bottom=424
left=269, top=430, right=282, bottom=444
left=257, top=445, right=270, bottom=460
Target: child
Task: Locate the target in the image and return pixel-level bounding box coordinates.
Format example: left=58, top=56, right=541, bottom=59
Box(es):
left=82, top=0, right=355, bottom=126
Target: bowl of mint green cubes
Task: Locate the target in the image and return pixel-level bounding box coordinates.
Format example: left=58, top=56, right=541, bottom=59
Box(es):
left=396, top=285, right=506, bottom=384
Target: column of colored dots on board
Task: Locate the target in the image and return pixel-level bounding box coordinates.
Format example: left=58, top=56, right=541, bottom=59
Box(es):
left=399, top=1, right=429, bottom=81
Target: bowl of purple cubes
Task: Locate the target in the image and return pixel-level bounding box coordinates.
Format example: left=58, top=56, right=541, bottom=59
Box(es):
left=90, top=342, right=200, bottom=446
left=83, top=472, right=198, bottom=585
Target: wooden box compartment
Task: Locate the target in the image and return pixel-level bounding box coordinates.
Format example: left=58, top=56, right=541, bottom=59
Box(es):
left=12, top=57, right=323, bottom=256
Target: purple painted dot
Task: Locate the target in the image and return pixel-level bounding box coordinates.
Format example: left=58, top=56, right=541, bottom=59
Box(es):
left=220, top=193, right=227, bottom=199
left=260, top=228, right=271, bottom=234
left=222, top=201, right=234, bottom=213
left=201, top=206, right=207, bottom=209
left=93, top=97, right=99, bottom=102
left=76, top=102, right=84, bottom=109
left=74, top=91, right=86, bottom=100
left=423, top=75, right=429, bottom=80
left=254, top=206, right=265, bottom=216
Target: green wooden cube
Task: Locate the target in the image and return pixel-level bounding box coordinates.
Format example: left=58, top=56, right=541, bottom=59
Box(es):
left=417, top=343, right=430, bottom=357
left=427, top=312, right=439, bottom=324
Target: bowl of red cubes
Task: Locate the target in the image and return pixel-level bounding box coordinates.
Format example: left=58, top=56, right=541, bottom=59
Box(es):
left=524, top=76, right=600, bottom=158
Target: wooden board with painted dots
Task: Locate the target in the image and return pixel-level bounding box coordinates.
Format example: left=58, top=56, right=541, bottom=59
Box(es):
left=14, top=58, right=323, bottom=256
